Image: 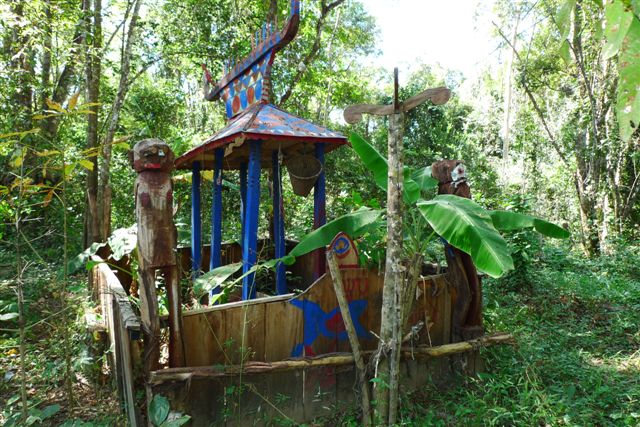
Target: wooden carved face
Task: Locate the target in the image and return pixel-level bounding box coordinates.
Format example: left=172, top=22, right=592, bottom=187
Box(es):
left=129, top=138, right=175, bottom=173
left=431, top=160, right=470, bottom=197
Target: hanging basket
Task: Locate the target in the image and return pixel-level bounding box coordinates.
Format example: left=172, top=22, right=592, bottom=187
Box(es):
left=286, top=154, right=322, bottom=197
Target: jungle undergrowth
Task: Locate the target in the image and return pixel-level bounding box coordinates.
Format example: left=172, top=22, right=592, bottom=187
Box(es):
left=0, top=252, right=123, bottom=426
left=402, top=243, right=640, bottom=426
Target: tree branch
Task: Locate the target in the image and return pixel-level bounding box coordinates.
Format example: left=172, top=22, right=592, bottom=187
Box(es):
left=492, top=21, right=570, bottom=165
left=278, top=0, right=346, bottom=105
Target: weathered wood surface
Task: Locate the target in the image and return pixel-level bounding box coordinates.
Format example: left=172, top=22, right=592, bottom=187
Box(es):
left=326, top=250, right=371, bottom=425
left=131, top=138, right=185, bottom=369
left=343, top=87, right=451, bottom=124
left=180, top=269, right=450, bottom=366
left=91, top=255, right=140, bottom=427
left=152, top=333, right=514, bottom=383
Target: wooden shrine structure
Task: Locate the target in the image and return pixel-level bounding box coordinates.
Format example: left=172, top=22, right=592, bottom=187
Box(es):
left=88, top=1, right=514, bottom=425
left=174, top=0, right=346, bottom=300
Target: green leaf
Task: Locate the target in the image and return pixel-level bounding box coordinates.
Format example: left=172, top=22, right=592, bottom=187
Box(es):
left=559, top=40, right=572, bottom=65
left=66, top=241, right=107, bottom=275
left=9, top=147, right=26, bottom=168
left=349, top=132, right=388, bottom=192
left=149, top=395, right=170, bottom=426
left=349, top=132, right=422, bottom=204
left=161, top=415, right=191, bottom=427
left=556, top=0, right=576, bottom=40
left=108, top=226, right=137, bottom=261
left=64, top=163, right=75, bottom=177
left=41, top=404, right=61, bottom=419
left=289, top=207, right=383, bottom=257
left=488, top=210, right=570, bottom=239
left=616, top=16, right=640, bottom=141
left=603, top=0, right=634, bottom=59
left=193, top=262, right=243, bottom=297
left=410, top=166, right=438, bottom=192
left=417, top=195, right=514, bottom=278
left=0, top=312, right=19, bottom=321
left=78, top=159, right=94, bottom=171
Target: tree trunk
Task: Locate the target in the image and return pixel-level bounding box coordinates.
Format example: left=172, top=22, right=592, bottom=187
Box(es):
left=98, top=0, right=142, bottom=240
left=84, top=0, right=102, bottom=248
left=374, top=110, right=404, bottom=425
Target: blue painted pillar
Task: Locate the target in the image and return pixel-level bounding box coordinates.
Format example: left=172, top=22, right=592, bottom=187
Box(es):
left=313, top=144, right=326, bottom=278
left=272, top=151, right=286, bottom=294
left=210, top=149, right=224, bottom=294
left=240, top=162, right=248, bottom=243
left=191, top=162, right=202, bottom=279
left=242, top=141, right=261, bottom=300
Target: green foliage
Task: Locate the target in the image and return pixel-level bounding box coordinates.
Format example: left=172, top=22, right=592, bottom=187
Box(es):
left=398, top=243, right=640, bottom=426
left=418, top=195, right=514, bottom=278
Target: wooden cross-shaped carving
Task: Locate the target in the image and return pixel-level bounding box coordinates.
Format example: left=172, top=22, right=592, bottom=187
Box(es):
left=343, top=68, right=450, bottom=424
left=343, top=68, right=450, bottom=124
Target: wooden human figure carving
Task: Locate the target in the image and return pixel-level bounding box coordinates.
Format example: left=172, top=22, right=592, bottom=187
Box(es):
left=130, top=138, right=185, bottom=372
left=431, top=160, right=483, bottom=341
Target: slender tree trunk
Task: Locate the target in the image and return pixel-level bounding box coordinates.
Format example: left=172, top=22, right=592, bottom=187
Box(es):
left=98, top=0, right=142, bottom=240
left=84, top=0, right=102, bottom=248
left=40, top=0, right=52, bottom=111
left=374, top=110, right=404, bottom=425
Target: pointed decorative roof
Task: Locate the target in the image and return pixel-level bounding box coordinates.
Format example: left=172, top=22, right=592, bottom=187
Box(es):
left=174, top=103, right=346, bottom=170
left=175, top=0, right=347, bottom=171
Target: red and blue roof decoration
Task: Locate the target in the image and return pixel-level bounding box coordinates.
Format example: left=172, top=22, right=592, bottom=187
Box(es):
left=175, top=0, right=347, bottom=171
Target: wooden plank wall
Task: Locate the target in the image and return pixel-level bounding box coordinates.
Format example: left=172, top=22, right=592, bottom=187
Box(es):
left=181, top=269, right=451, bottom=366
left=91, top=256, right=141, bottom=427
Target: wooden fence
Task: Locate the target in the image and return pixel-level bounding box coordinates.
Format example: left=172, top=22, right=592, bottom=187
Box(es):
left=89, top=255, right=141, bottom=427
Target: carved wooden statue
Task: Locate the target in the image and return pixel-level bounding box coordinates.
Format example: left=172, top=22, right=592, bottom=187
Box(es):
left=431, top=160, right=483, bottom=341
left=130, top=138, right=185, bottom=372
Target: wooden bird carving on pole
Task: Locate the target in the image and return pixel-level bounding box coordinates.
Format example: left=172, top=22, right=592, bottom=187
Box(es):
left=343, top=69, right=450, bottom=424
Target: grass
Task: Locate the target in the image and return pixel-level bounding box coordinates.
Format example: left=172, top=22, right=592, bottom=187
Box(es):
left=0, top=252, right=124, bottom=426
left=2, top=242, right=640, bottom=426
left=399, top=244, right=640, bottom=426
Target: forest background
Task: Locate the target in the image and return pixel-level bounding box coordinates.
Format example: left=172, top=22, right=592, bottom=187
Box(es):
left=0, top=0, right=639, bottom=425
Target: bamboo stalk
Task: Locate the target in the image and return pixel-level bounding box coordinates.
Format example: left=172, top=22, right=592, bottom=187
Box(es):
left=149, top=333, right=514, bottom=384
left=326, top=250, right=372, bottom=426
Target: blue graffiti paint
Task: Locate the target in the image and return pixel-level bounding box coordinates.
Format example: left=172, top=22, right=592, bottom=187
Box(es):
left=289, top=299, right=369, bottom=357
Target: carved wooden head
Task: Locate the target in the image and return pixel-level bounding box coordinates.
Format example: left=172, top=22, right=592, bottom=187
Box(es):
left=431, top=160, right=470, bottom=197
left=129, top=139, right=175, bottom=173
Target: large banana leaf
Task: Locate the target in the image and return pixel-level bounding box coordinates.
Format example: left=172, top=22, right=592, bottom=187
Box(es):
left=489, top=210, right=570, bottom=239
left=349, top=132, right=421, bottom=203
left=411, top=166, right=438, bottom=192
left=288, top=207, right=383, bottom=258
left=417, top=195, right=514, bottom=278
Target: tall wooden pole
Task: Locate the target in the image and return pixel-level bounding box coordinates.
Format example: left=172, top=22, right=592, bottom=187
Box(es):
left=191, top=162, right=202, bottom=279
left=242, top=141, right=262, bottom=300
left=344, top=69, right=451, bottom=425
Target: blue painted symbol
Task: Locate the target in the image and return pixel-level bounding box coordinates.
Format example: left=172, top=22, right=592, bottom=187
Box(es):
left=289, top=299, right=369, bottom=357
left=332, top=236, right=350, bottom=256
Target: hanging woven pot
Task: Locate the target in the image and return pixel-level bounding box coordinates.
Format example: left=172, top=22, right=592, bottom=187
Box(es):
left=285, top=154, right=322, bottom=197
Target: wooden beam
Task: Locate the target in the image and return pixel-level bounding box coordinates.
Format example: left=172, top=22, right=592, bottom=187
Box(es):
left=343, top=87, right=451, bottom=124
left=272, top=151, right=287, bottom=294
left=149, top=333, right=514, bottom=384
left=209, top=148, right=223, bottom=280
left=191, top=162, right=202, bottom=279
left=242, top=141, right=262, bottom=300
left=313, top=144, right=326, bottom=279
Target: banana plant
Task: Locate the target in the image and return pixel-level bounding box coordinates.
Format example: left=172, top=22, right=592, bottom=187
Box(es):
left=199, top=133, right=569, bottom=291
left=347, top=132, right=569, bottom=278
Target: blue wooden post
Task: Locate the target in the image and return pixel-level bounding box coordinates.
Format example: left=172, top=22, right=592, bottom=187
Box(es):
left=242, top=141, right=261, bottom=300
left=210, top=148, right=224, bottom=294
left=191, top=162, right=202, bottom=279
left=313, top=144, right=326, bottom=279
left=272, top=151, right=286, bottom=294
left=240, top=162, right=248, bottom=243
